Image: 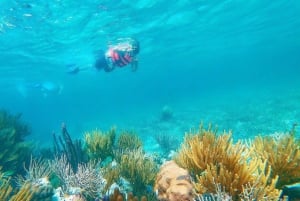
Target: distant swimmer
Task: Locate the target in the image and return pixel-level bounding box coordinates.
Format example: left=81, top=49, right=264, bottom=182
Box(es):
left=95, top=38, right=140, bottom=72
left=17, top=81, right=63, bottom=97
left=66, top=38, right=140, bottom=74
left=38, top=81, right=63, bottom=96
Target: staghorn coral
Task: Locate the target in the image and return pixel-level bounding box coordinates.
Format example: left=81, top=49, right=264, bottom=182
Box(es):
left=84, top=127, right=116, bottom=162
left=154, top=160, right=194, bottom=201
left=118, top=148, right=158, bottom=195
left=0, top=110, right=32, bottom=176
left=50, top=155, right=105, bottom=200
left=18, top=157, right=51, bottom=185
left=251, top=132, right=300, bottom=188
left=116, top=130, right=142, bottom=152
left=17, top=157, right=54, bottom=201
left=175, top=124, right=281, bottom=200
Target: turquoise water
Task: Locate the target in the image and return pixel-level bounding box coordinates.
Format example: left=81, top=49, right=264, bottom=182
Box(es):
left=0, top=0, right=300, bottom=149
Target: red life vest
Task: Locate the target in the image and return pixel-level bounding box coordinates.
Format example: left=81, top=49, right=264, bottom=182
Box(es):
left=109, top=48, right=132, bottom=67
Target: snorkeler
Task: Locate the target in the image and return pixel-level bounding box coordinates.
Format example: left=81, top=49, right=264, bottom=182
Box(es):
left=66, top=38, right=140, bottom=74
left=16, top=81, right=63, bottom=97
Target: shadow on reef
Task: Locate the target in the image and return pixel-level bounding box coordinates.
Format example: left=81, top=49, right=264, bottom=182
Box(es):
left=1, top=109, right=300, bottom=201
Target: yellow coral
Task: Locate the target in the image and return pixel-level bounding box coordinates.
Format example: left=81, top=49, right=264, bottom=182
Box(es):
left=175, top=125, right=281, bottom=200
left=0, top=178, right=12, bottom=200
left=240, top=161, right=280, bottom=201
left=10, top=183, right=34, bottom=201
left=84, top=127, right=116, bottom=161
left=251, top=133, right=300, bottom=188
left=118, top=149, right=158, bottom=195
left=103, top=165, right=120, bottom=193
left=196, top=160, right=281, bottom=200
left=175, top=125, right=243, bottom=176
left=116, top=130, right=142, bottom=151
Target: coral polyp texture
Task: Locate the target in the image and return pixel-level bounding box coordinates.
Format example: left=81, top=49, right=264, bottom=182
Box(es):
left=174, top=125, right=281, bottom=200
left=154, top=160, right=194, bottom=201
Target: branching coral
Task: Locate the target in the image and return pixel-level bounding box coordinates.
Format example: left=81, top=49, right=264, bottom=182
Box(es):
left=102, top=164, right=120, bottom=193
left=9, top=183, right=34, bottom=201
left=118, top=149, right=158, bottom=195
left=84, top=127, right=116, bottom=161
left=0, top=110, right=32, bottom=176
left=251, top=132, right=300, bottom=188
left=196, top=160, right=280, bottom=201
left=174, top=124, right=281, bottom=200
left=0, top=173, right=12, bottom=200
left=116, top=130, right=142, bottom=152
left=19, top=157, right=51, bottom=185
left=0, top=110, right=30, bottom=140
left=50, top=155, right=105, bottom=199
left=15, top=157, right=54, bottom=201
left=174, top=125, right=236, bottom=176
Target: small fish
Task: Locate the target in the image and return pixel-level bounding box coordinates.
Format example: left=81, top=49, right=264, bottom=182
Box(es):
left=281, top=183, right=300, bottom=200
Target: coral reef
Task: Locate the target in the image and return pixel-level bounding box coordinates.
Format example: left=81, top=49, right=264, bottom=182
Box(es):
left=109, top=187, right=125, bottom=201
left=19, top=157, right=51, bottom=184
left=0, top=110, right=32, bottom=176
left=53, top=123, right=87, bottom=172
left=9, top=183, right=34, bottom=201
left=251, top=132, right=300, bottom=188
left=102, top=164, right=120, bottom=193
left=0, top=176, right=37, bottom=201
left=84, top=127, right=116, bottom=162
left=117, top=148, right=158, bottom=195
left=154, top=160, right=194, bottom=201
left=174, top=125, right=231, bottom=175
left=116, top=130, right=142, bottom=152
left=109, top=187, right=152, bottom=201
left=195, top=160, right=280, bottom=200
left=50, top=155, right=105, bottom=200
left=17, top=157, right=54, bottom=201
left=2, top=113, right=298, bottom=201
left=0, top=173, right=12, bottom=200
left=174, top=124, right=281, bottom=200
